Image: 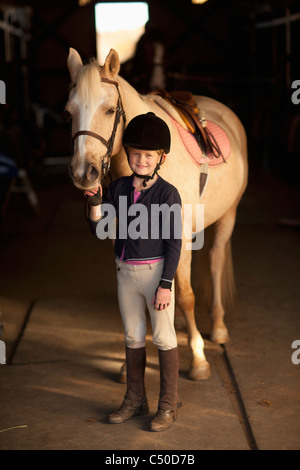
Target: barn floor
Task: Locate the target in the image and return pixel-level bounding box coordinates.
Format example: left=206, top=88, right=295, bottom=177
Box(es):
left=0, top=164, right=300, bottom=451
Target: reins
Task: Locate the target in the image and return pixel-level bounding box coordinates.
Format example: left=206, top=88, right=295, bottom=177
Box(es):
left=72, top=75, right=126, bottom=179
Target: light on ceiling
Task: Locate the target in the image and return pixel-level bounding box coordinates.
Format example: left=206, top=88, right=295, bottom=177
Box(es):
left=79, top=0, right=92, bottom=6
left=191, top=0, right=209, bottom=4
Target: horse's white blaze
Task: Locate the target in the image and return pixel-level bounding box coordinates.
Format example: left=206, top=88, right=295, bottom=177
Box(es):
left=73, top=86, right=109, bottom=175
left=76, top=152, right=87, bottom=178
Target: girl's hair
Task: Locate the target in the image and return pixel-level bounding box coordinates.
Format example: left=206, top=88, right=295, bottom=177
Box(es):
left=125, top=147, right=164, bottom=157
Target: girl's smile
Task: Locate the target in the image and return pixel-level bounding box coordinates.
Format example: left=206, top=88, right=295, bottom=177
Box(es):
left=128, top=148, right=163, bottom=176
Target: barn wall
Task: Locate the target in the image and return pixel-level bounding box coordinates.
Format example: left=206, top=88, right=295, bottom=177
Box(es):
left=0, top=0, right=300, bottom=175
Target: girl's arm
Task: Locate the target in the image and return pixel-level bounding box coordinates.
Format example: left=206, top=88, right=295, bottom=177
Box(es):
left=84, top=185, right=103, bottom=221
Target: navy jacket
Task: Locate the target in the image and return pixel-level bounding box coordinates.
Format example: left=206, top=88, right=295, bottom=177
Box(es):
left=89, top=175, right=182, bottom=282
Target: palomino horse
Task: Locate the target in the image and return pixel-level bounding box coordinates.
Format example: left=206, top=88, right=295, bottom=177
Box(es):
left=66, top=48, right=248, bottom=380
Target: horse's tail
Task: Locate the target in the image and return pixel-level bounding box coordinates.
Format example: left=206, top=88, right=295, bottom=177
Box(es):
left=192, top=223, right=236, bottom=316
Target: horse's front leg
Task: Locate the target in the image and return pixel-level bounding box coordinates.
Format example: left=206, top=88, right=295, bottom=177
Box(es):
left=176, top=249, right=210, bottom=380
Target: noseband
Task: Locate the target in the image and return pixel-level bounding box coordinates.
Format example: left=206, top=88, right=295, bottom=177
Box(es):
left=72, top=76, right=126, bottom=179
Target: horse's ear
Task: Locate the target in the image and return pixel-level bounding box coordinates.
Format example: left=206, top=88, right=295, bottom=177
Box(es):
left=103, top=49, right=120, bottom=77
left=67, top=48, right=83, bottom=84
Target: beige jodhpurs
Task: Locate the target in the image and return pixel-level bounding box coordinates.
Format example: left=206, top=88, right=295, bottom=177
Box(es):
left=115, top=258, right=177, bottom=351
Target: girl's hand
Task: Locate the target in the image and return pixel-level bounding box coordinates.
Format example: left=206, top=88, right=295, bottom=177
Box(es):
left=84, top=185, right=103, bottom=206
left=152, top=286, right=171, bottom=311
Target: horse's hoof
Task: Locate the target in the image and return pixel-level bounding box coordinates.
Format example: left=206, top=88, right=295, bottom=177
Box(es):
left=188, top=361, right=211, bottom=381
left=117, top=364, right=126, bottom=383
left=210, top=327, right=230, bottom=344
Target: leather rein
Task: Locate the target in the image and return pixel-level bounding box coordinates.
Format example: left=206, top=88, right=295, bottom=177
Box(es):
left=72, top=76, right=126, bottom=178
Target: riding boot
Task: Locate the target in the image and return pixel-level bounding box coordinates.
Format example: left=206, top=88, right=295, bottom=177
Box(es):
left=107, top=346, right=149, bottom=424
left=150, top=347, right=179, bottom=432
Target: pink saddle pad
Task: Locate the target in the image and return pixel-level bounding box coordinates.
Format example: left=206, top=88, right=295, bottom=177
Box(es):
left=172, top=118, right=231, bottom=166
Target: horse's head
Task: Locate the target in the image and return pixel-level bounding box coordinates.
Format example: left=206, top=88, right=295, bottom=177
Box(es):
left=66, top=48, right=125, bottom=189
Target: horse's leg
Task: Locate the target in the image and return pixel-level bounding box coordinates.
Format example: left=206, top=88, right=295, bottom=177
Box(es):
left=176, top=248, right=211, bottom=380
left=209, top=207, right=237, bottom=344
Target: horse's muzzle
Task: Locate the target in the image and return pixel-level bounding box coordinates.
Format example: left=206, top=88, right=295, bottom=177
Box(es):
left=68, top=162, right=100, bottom=190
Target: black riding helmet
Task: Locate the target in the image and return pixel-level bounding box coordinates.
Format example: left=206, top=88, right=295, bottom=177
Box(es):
left=122, top=112, right=171, bottom=187
left=122, top=112, right=171, bottom=154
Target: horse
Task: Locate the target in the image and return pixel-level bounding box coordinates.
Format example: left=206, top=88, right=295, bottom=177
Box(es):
left=66, top=47, right=248, bottom=381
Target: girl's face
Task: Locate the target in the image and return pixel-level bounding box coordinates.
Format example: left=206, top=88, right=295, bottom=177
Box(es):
left=128, top=148, right=164, bottom=176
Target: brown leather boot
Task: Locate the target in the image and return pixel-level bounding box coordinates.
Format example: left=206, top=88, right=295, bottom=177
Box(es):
left=107, top=346, right=149, bottom=424
left=150, top=347, right=179, bottom=432
left=107, top=396, right=149, bottom=424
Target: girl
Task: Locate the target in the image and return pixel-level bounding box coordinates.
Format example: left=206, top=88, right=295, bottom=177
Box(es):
left=85, top=112, right=182, bottom=431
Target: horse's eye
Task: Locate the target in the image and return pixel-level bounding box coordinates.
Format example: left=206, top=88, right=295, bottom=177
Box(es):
left=106, top=108, right=115, bottom=115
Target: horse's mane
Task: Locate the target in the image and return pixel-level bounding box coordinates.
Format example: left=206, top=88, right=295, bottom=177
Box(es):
left=76, top=59, right=103, bottom=108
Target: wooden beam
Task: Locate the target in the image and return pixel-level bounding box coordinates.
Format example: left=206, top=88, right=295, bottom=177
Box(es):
left=255, top=11, right=300, bottom=28
left=0, top=19, right=31, bottom=40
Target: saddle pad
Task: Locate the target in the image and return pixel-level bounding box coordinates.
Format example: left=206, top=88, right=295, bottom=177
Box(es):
left=172, top=118, right=231, bottom=167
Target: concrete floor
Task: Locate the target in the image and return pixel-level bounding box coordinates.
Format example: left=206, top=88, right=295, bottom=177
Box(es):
left=0, top=165, right=300, bottom=451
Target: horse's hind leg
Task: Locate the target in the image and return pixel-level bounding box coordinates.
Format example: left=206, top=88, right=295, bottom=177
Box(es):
left=209, top=207, right=237, bottom=344
left=176, top=247, right=211, bottom=380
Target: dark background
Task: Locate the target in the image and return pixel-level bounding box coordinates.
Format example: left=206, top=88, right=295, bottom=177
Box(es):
left=1, top=0, right=300, bottom=231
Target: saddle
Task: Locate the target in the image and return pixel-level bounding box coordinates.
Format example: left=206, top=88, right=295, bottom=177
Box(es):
left=151, top=89, right=225, bottom=161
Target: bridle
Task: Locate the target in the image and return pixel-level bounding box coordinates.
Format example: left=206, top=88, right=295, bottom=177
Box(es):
left=72, top=76, right=126, bottom=179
